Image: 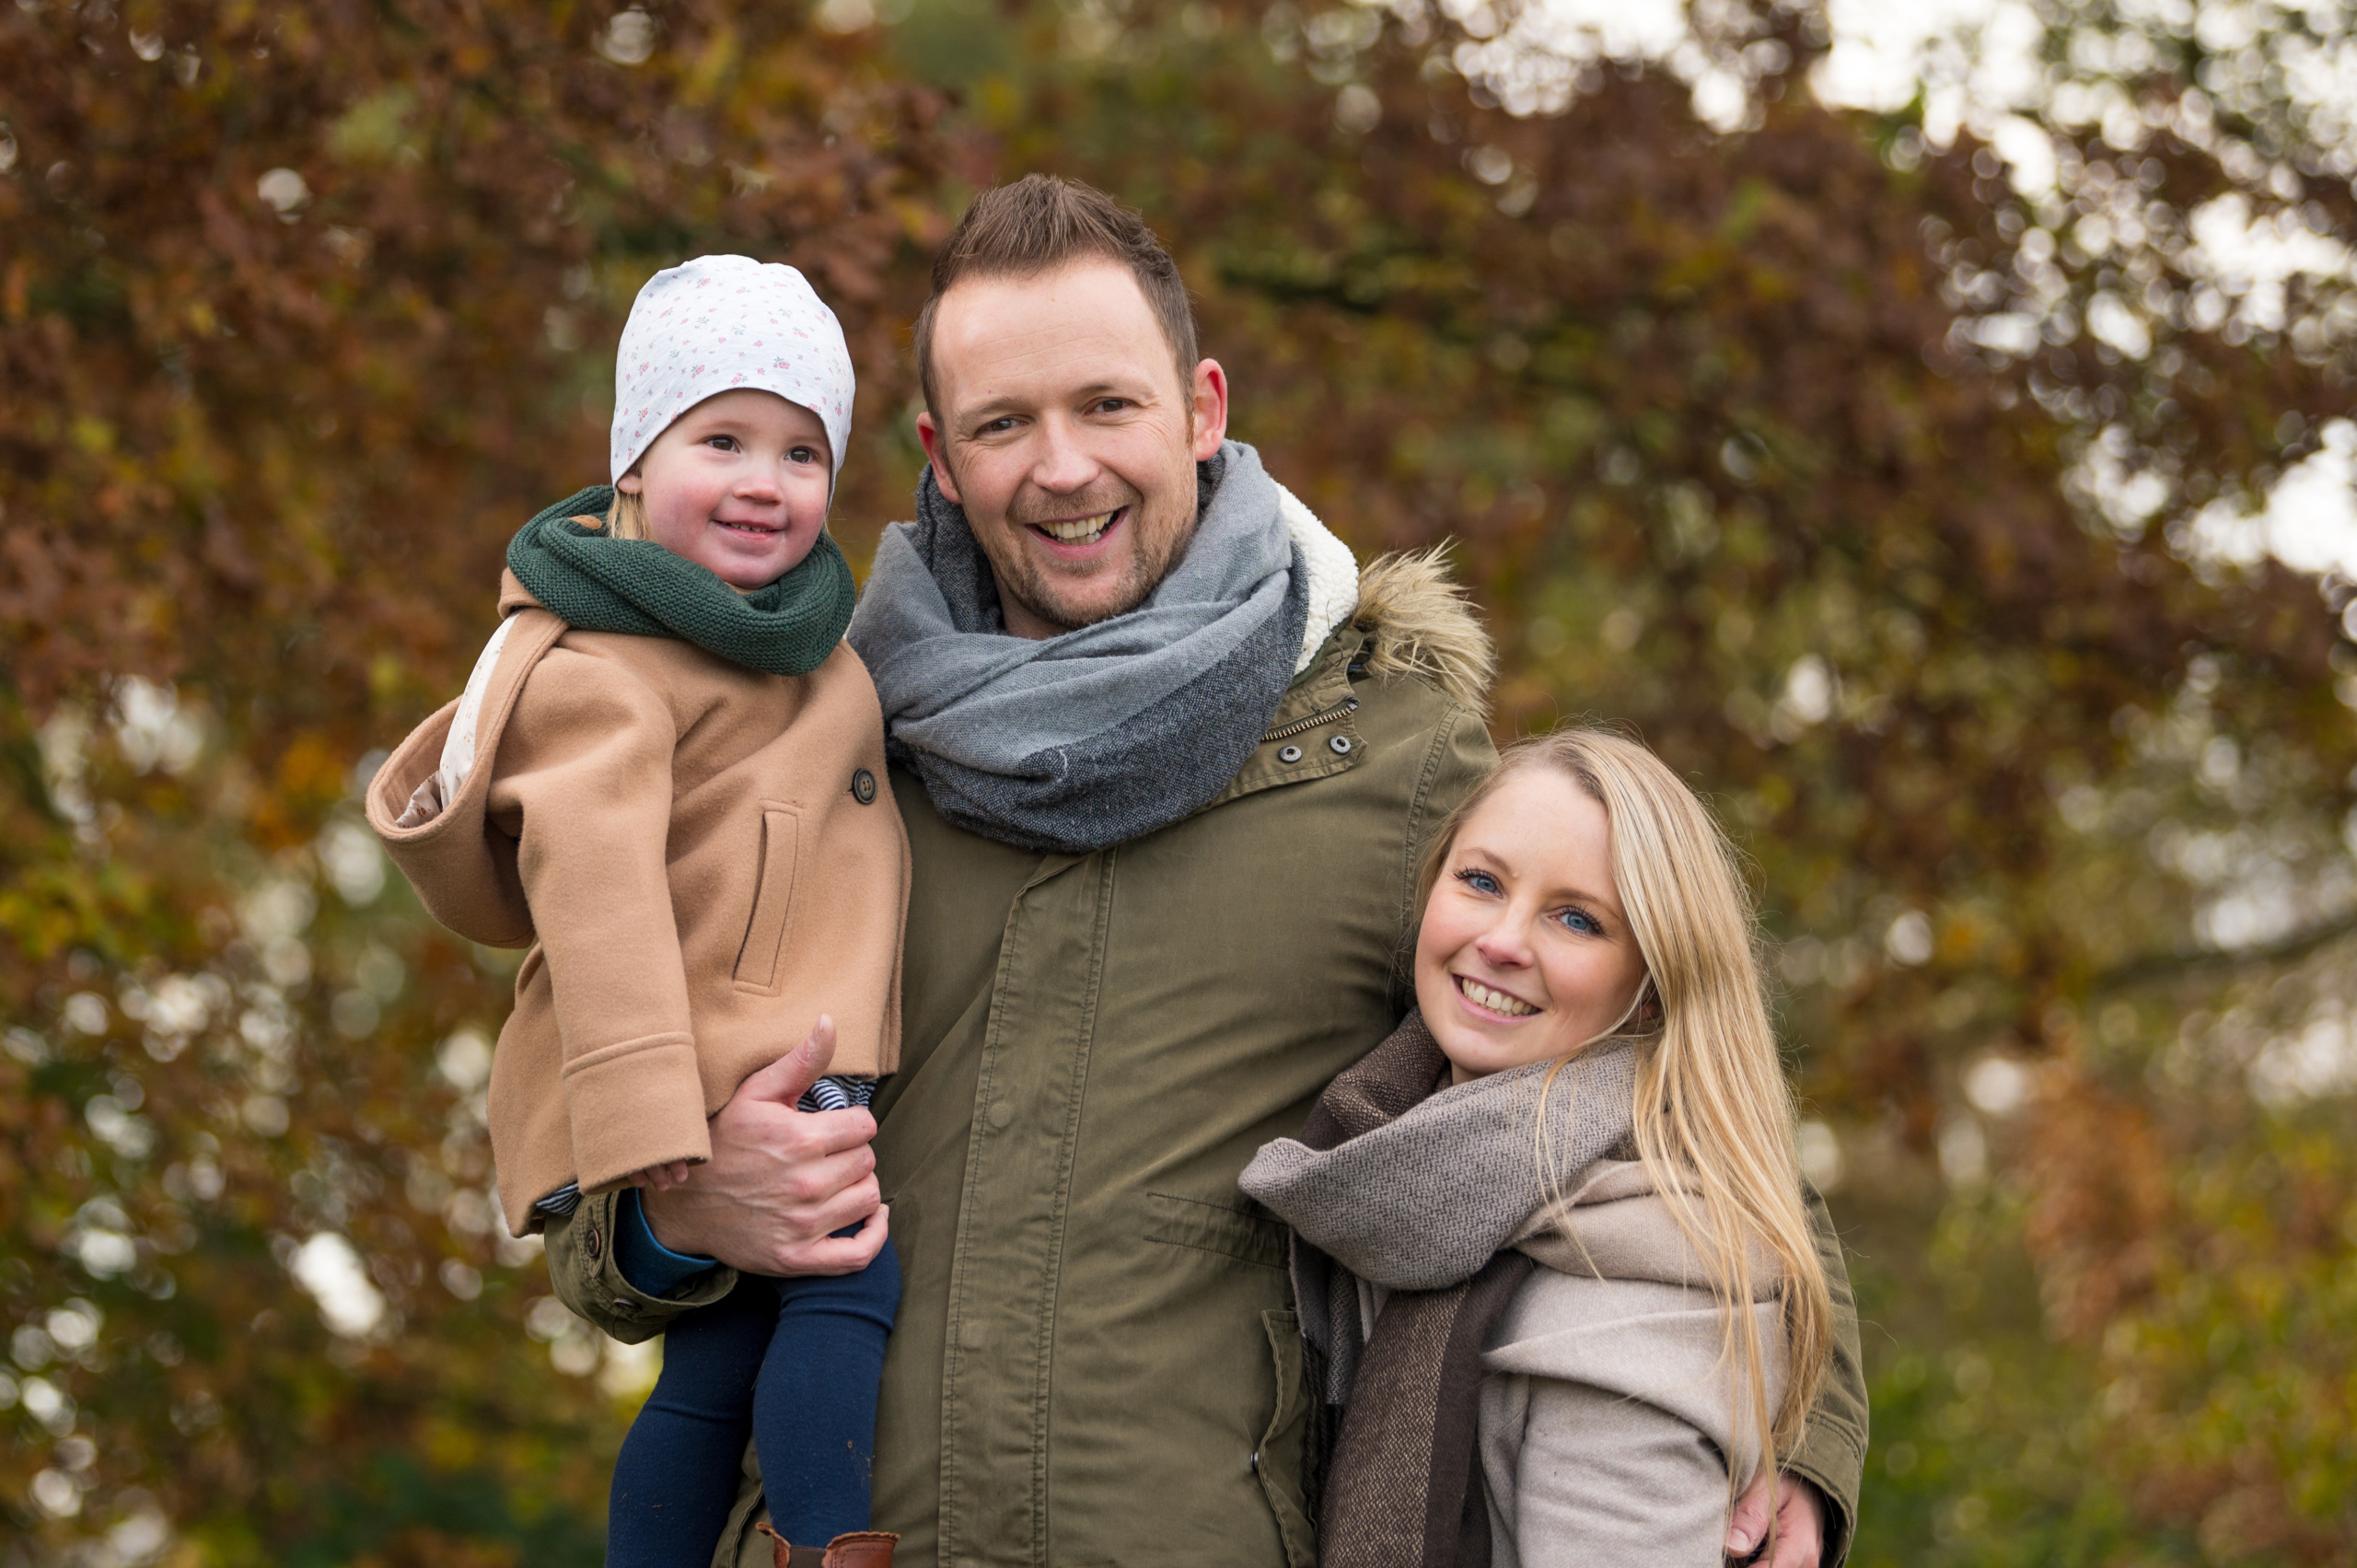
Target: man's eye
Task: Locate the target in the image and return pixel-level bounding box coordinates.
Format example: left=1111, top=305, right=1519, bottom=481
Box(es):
left=1091, top=398, right=1131, bottom=414
left=980, top=417, right=1019, bottom=436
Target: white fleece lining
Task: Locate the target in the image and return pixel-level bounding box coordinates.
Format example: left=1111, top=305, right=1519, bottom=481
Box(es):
left=434, top=614, right=518, bottom=809
left=1276, top=482, right=1360, bottom=674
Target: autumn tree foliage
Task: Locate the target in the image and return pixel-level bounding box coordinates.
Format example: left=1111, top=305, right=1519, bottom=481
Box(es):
left=6, top=0, right=2356, bottom=1562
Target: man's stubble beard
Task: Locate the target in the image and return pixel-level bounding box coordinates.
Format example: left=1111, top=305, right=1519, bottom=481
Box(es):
left=975, top=468, right=1200, bottom=635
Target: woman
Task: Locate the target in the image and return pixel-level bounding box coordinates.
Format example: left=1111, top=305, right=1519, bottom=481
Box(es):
left=1242, top=727, right=1834, bottom=1566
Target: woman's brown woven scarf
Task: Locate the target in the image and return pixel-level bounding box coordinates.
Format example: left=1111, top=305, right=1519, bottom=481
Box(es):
left=1298, top=1019, right=1535, bottom=1568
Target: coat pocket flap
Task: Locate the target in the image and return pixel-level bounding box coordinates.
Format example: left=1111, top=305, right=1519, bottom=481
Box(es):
left=1143, top=1191, right=1288, bottom=1271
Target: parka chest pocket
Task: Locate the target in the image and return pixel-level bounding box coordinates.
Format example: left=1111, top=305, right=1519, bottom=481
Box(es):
left=733, top=803, right=803, bottom=992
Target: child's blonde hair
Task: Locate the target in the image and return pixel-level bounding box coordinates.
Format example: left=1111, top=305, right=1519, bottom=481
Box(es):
left=1416, top=726, right=1834, bottom=1490
left=603, top=485, right=650, bottom=541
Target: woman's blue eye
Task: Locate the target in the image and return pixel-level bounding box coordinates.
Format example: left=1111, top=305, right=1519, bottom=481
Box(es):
left=1454, top=868, right=1501, bottom=896
left=1557, top=907, right=1603, bottom=936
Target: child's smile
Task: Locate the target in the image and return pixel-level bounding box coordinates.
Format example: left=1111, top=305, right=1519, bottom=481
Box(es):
left=621, top=387, right=834, bottom=590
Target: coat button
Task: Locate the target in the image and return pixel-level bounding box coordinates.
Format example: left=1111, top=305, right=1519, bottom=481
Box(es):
left=1329, top=735, right=1353, bottom=755
left=584, top=1226, right=603, bottom=1261
left=852, top=768, right=877, bottom=804
left=987, top=1100, right=1016, bottom=1129
left=1278, top=744, right=1303, bottom=764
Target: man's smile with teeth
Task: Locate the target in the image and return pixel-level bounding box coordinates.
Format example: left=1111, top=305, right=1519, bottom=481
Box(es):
left=1457, top=975, right=1538, bottom=1017
left=1036, top=508, right=1120, bottom=544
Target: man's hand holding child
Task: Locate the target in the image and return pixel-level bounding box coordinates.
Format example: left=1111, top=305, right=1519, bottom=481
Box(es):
left=638, top=1015, right=890, bottom=1277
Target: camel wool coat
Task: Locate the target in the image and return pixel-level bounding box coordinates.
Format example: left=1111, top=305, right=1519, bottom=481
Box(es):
left=366, top=572, right=910, bottom=1234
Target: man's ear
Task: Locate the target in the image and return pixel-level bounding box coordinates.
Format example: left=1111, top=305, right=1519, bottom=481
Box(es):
left=916, top=411, right=963, bottom=505
left=1189, top=359, right=1229, bottom=461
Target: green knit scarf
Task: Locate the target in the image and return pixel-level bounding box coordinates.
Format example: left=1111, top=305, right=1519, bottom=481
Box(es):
left=505, top=486, right=857, bottom=678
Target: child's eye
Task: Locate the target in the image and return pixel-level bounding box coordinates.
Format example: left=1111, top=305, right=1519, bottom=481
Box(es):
left=790, top=446, right=819, bottom=465
left=704, top=435, right=740, bottom=452
left=1453, top=867, right=1502, bottom=897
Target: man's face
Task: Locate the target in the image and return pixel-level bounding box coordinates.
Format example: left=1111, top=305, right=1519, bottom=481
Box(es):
left=917, top=260, right=1227, bottom=639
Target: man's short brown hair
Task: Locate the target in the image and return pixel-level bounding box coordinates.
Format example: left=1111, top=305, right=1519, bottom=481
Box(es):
left=913, top=174, right=1199, bottom=420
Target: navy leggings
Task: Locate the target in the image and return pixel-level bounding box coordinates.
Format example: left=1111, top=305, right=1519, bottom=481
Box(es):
left=607, top=1236, right=900, bottom=1565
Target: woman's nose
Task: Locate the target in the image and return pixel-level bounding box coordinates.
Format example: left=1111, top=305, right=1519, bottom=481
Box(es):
left=1474, top=918, right=1533, bottom=968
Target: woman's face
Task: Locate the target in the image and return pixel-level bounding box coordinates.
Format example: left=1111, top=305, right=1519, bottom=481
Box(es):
left=1414, top=767, right=1652, bottom=1084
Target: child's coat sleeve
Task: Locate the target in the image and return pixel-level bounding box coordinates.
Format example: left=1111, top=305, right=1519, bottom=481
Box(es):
left=487, top=643, right=711, bottom=1192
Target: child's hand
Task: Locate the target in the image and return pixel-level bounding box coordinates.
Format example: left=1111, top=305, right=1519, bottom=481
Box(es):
left=628, top=1161, right=694, bottom=1192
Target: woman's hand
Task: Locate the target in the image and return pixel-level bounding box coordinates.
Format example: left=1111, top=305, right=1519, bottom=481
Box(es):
left=1724, top=1472, right=1827, bottom=1566
left=638, top=1015, right=890, bottom=1277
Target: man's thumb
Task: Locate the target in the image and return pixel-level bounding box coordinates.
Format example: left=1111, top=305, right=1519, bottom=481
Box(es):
left=738, top=1015, right=838, bottom=1106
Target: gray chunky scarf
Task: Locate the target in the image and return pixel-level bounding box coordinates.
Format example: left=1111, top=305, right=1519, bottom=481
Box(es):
left=845, top=441, right=1309, bottom=854
left=1239, top=1012, right=1636, bottom=1568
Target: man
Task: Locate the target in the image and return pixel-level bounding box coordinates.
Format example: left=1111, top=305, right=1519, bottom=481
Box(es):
left=547, top=176, right=1867, bottom=1568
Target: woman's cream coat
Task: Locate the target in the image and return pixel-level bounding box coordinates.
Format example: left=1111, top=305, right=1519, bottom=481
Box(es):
left=1477, top=1159, right=1788, bottom=1568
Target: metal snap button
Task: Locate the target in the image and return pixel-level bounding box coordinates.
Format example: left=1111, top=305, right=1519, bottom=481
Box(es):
left=1329, top=735, right=1353, bottom=755
left=1278, top=744, right=1304, bottom=764
left=584, top=1226, right=603, bottom=1261
left=852, top=768, right=877, bottom=804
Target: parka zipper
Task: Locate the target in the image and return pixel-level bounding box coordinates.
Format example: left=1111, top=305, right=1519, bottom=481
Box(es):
left=1260, top=696, right=1359, bottom=743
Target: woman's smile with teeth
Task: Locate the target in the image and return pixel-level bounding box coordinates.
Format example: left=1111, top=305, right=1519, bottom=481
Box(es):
left=1039, top=510, right=1117, bottom=543
left=1457, top=975, right=1538, bottom=1017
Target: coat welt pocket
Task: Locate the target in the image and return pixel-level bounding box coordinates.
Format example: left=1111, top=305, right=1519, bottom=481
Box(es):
left=1142, top=1191, right=1288, bottom=1271
left=733, top=804, right=801, bottom=991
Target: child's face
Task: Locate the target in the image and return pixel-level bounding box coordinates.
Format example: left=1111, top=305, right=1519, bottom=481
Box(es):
left=620, top=389, right=833, bottom=590
left=1414, top=767, right=1651, bottom=1085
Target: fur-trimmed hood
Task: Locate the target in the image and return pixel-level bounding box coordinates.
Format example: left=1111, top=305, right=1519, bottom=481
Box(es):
left=1352, top=546, right=1496, bottom=717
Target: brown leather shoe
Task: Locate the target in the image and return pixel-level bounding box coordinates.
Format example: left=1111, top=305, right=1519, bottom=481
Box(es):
left=757, top=1522, right=899, bottom=1568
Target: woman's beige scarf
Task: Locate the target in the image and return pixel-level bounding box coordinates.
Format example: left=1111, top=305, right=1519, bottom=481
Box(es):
left=1239, top=1012, right=1636, bottom=1568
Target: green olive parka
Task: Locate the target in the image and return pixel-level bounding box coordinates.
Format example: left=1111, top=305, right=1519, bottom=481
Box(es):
left=545, top=552, right=1869, bottom=1567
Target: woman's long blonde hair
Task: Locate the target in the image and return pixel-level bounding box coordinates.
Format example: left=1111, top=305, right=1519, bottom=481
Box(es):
left=1416, top=726, right=1833, bottom=1482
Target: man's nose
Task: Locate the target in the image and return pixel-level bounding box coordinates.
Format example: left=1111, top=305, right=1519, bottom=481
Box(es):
left=1028, top=414, right=1103, bottom=494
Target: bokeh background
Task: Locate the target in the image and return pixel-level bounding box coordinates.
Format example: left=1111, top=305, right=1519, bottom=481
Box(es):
left=7, top=0, right=2357, bottom=1562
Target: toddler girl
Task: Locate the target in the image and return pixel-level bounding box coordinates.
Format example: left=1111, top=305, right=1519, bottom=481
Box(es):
left=366, top=256, right=908, bottom=1568
left=1242, top=727, right=1835, bottom=1567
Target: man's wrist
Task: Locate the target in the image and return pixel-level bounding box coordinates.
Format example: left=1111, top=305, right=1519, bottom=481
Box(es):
left=618, top=1188, right=719, bottom=1295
